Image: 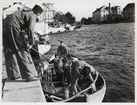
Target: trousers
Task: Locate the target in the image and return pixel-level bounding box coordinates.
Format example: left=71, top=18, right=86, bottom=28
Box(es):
left=3, top=25, right=38, bottom=79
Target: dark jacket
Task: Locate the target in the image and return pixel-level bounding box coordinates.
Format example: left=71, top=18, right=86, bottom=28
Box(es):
left=4, top=10, right=37, bottom=45
left=57, top=45, right=68, bottom=58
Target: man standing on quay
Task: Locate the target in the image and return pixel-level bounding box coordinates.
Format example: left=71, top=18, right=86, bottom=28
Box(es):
left=3, top=5, right=43, bottom=82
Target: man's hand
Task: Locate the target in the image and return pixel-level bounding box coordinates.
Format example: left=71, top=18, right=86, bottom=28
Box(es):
left=26, top=44, right=33, bottom=51
left=28, top=45, right=33, bottom=50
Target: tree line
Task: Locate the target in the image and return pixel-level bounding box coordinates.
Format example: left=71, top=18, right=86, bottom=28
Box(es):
left=53, top=11, right=93, bottom=25
left=54, top=12, right=76, bottom=25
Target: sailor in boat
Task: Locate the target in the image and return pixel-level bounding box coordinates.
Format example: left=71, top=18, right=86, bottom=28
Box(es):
left=57, top=40, right=68, bottom=59
left=63, top=54, right=97, bottom=96
left=47, top=54, right=97, bottom=100
left=49, top=54, right=64, bottom=81
left=76, top=65, right=97, bottom=93
left=51, top=40, right=68, bottom=83
left=63, top=54, right=79, bottom=86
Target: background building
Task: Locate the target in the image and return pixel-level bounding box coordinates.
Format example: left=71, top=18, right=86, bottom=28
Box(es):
left=37, top=3, right=55, bottom=23
left=3, top=2, right=31, bottom=19
left=123, top=3, right=135, bottom=22
left=111, top=6, right=122, bottom=21
left=92, top=5, right=109, bottom=23
left=92, top=3, right=123, bottom=23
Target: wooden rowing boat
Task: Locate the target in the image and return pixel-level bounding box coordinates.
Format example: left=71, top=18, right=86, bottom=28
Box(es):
left=41, top=55, right=106, bottom=103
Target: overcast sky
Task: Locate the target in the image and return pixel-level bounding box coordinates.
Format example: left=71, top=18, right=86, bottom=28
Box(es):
left=2, top=0, right=135, bottom=21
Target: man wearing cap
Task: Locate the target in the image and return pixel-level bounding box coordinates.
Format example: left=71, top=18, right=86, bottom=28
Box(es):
left=57, top=40, right=68, bottom=59
left=3, top=5, right=43, bottom=81
left=76, top=65, right=97, bottom=93
left=65, top=54, right=96, bottom=94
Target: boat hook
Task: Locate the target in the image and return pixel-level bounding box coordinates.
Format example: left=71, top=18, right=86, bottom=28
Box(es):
left=31, top=47, right=49, bottom=62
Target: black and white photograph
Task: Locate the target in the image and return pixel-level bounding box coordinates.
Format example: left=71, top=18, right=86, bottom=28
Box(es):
left=1, top=0, right=135, bottom=103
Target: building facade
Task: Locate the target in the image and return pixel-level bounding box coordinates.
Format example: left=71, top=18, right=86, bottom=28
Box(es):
left=92, top=6, right=109, bottom=23
left=123, top=3, right=135, bottom=22
left=111, top=6, right=122, bottom=21
left=92, top=3, right=123, bottom=23
left=3, top=2, right=31, bottom=19
left=37, top=3, right=55, bottom=23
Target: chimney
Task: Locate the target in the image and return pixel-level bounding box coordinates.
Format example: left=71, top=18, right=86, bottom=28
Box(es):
left=109, top=3, right=111, bottom=14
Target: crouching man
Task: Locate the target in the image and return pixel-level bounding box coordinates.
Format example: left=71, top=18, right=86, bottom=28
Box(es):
left=76, top=65, right=97, bottom=93
left=67, top=56, right=97, bottom=95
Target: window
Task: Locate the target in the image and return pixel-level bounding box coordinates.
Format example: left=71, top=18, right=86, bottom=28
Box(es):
left=103, top=14, right=105, bottom=19
left=17, top=7, right=20, bottom=10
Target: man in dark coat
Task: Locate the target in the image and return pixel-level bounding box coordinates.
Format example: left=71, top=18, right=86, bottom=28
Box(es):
left=49, top=54, right=64, bottom=81
left=57, top=40, right=68, bottom=59
left=3, top=5, right=43, bottom=81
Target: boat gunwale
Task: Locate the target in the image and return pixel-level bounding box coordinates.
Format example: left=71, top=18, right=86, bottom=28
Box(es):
left=38, top=43, right=51, bottom=55
left=50, top=72, right=106, bottom=102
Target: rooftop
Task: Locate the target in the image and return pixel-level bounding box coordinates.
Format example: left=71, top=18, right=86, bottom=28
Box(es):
left=93, top=5, right=109, bottom=13
left=123, top=3, right=135, bottom=10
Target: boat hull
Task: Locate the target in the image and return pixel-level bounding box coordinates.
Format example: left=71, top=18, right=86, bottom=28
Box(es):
left=86, top=75, right=106, bottom=103
left=38, top=43, right=51, bottom=55
left=43, top=55, right=106, bottom=103
left=58, top=73, right=106, bottom=103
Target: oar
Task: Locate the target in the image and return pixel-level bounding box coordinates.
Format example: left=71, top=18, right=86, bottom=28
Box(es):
left=43, top=89, right=63, bottom=101
left=62, top=72, right=99, bottom=102
left=52, top=83, right=94, bottom=102
left=91, top=71, right=99, bottom=92
left=50, top=95, right=63, bottom=101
